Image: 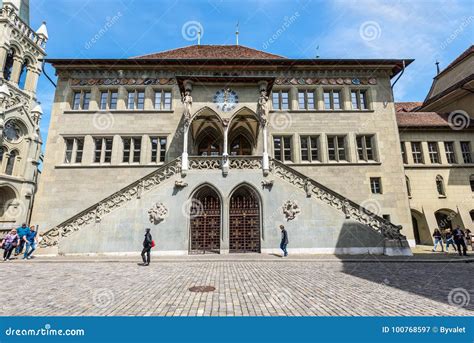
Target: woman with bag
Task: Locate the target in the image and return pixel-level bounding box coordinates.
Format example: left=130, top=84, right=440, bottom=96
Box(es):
left=2, top=228, right=20, bottom=261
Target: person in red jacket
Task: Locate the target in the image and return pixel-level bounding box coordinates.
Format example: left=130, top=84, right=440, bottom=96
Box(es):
left=140, top=228, right=153, bottom=266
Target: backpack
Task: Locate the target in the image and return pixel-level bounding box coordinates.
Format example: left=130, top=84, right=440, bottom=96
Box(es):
left=151, top=240, right=156, bottom=248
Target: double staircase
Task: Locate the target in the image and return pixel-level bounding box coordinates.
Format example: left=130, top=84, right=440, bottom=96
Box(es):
left=39, top=156, right=407, bottom=250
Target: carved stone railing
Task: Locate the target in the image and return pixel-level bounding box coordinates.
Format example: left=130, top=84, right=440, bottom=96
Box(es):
left=269, top=158, right=405, bottom=240
left=0, top=3, right=47, bottom=49
left=228, top=156, right=262, bottom=170
left=40, top=158, right=182, bottom=247
left=188, top=156, right=221, bottom=170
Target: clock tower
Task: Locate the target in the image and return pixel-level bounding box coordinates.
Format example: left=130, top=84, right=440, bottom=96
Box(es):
left=0, top=0, right=48, bottom=232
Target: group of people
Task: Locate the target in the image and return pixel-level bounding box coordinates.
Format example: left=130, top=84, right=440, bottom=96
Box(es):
left=432, top=226, right=471, bottom=256
left=1, top=223, right=38, bottom=261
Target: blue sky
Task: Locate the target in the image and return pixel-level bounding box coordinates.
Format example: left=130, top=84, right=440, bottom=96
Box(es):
left=29, top=0, right=473, bottom=137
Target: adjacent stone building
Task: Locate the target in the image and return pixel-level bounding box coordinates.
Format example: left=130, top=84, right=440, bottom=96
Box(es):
left=396, top=45, right=474, bottom=245
left=0, top=0, right=48, bottom=233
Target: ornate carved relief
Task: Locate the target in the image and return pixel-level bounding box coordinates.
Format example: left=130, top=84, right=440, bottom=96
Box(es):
left=282, top=200, right=300, bottom=221
left=148, top=202, right=168, bottom=224
left=175, top=180, right=188, bottom=188
left=70, top=78, right=177, bottom=86
left=261, top=179, right=274, bottom=188
left=274, top=77, right=377, bottom=86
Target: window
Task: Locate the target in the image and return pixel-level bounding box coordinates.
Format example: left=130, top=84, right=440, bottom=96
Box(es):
left=94, top=138, right=113, bottom=163
left=273, top=136, right=292, bottom=162
left=63, top=138, right=84, bottom=164
left=351, top=90, right=367, bottom=110
left=461, top=141, right=472, bottom=163
left=151, top=137, right=167, bottom=163
left=428, top=142, right=440, bottom=164
left=327, top=136, right=346, bottom=161
left=411, top=142, right=423, bottom=164
left=272, top=91, right=289, bottom=110
left=3, top=49, right=14, bottom=80
left=154, top=90, right=172, bottom=110
left=436, top=175, right=446, bottom=196
left=356, top=135, right=376, bottom=161
left=99, top=90, right=118, bottom=110
left=0, top=147, right=4, bottom=163
left=5, top=150, right=17, bottom=175
left=18, top=61, right=28, bottom=89
left=444, top=142, right=457, bottom=164
left=122, top=138, right=142, bottom=163
left=470, top=210, right=474, bottom=222
left=72, top=91, right=91, bottom=110
left=298, top=91, right=315, bottom=110
left=470, top=175, right=474, bottom=192
left=400, top=142, right=408, bottom=164
left=323, top=90, right=341, bottom=110
left=127, top=90, right=145, bottom=110
left=300, top=136, right=319, bottom=162
left=370, top=177, right=382, bottom=194
left=406, top=176, right=411, bottom=197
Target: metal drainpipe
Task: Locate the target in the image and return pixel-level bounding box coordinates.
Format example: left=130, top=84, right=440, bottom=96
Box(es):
left=40, top=59, right=57, bottom=88
left=391, top=60, right=406, bottom=90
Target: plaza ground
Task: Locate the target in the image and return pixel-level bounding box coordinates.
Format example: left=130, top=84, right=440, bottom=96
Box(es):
left=1, top=250, right=473, bottom=316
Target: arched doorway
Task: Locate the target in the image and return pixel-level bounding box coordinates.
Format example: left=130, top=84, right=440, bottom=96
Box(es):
left=230, top=135, right=252, bottom=156
left=435, top=209, right=464, bottom=231
left=229, top=185, right=261, bottom=253
left=0, top=186, right=18, bottom=220
left=189, top=186, right=221, bottom=254
left=411, top=209, right=431, bottom=245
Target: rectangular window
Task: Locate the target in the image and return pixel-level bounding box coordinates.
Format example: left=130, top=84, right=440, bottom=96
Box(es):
left=123, top=137, right=141, bottom=163
left=63, top=137, right=84, bottom=164
left=272, top=91, right=289, bottom=110
left=94, top=138, right=113, bottom=163
left=298, top=91, right=315, bottom=110
left=123, top=138, right=131, bottom=163
left=64, top=138, right=74, bottom=163
left=461, top=141, right=472, bottom=163
left=154, top=90, right=172, bottom=110
left=351, top=90, right=368, bottom=110
left=370, top=177, right=382, bottom=194
left=136, top=91, right=145, bottom=110
left=411, top=142, right=423, bottom=164
left=356, top=135, right=376, bottom=161
left=273, top=136, right=292, bottom=162
left=444, top=142, right=456, bottom=164
left=109, top=91, right=118, bottom=110
left=428, top=142, right=440, bottom=164
left=82, top=92, right=91, bottom=110
left=323, top=90, right=341, bottom=110
left=100, top=92, right=108, bottom=110
left=72, top=92, right=81, bottom=110
left=127, top=92, right=135, bottom=110
left=300, top=136, right=319, bottom=162
left=151, top=137, right=167, bottom=163
left=327, top=136, right=346, bottom=161
left=400, top=142, right=408, bottom=164
left=133, top=138, right=141, bottom=163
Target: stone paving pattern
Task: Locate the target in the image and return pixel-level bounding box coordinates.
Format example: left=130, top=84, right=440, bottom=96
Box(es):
left=1, top=260, right=472, bottom=316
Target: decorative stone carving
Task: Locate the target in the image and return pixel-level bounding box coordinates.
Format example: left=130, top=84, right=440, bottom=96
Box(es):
left=175, top=180, right=188, bottom=188
left=282, top=200, right=300, bottom=221
left=70, top=78, right=176, bottom=86
left=228, top=157, right=262, bottom=170
left=261, top=179, right=274, bottom=188
left=188, top=157, right=221, bottom=170
left=274, top=77, right=377, bottom=86
left=148, top=202, right=168, bottom=225
left=181, top=90, right=193, bottom=126
left=257, top=89, right=269, bottom=126
left=303, top=178, right=312, bottom=197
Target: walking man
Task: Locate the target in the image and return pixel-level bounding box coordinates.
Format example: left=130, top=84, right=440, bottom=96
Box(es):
left=279, top=225, right=289, bottom=258
left=452, top=225, right=468, bottom=256
left=141, top=228, right=153, bottom=266
left=445, top=229, right=457, bottom=253
left=14, top=223, right=30, bottom=256
left=23, top=225, right=38, bottom=260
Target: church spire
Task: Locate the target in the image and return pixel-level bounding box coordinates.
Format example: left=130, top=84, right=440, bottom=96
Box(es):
left=235, top=21, right=239, bottom=45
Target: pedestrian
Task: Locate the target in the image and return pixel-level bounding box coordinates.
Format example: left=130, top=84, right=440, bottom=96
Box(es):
left=432, top=228, right=444, bottom=252
left=14, top=223, right=30, bottom=256
left=279, top=225, right=289, bottom=257
left=140, top=228, right=153, bottom=266
left=1, top=228, right=20, bottom=261
left=452, top=226, right=468, bottom=256
left=466, top=229, right=472, bottom=250
left=23, top=225, right=38, bottom=260
left=445, top=229, right=457, bottom=253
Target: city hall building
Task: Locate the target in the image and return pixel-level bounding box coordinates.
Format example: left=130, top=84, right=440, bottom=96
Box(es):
left=29, top=41, right=473, bottom=256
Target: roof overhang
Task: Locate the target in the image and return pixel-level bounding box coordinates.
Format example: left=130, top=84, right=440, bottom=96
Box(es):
left=45, top=58, right=413, bottom=79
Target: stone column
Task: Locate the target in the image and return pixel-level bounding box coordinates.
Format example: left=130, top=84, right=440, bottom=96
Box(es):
left=0, top=47, right=9, bottom=73
left=10, top=56, right=23, bottom=84
left=181, top=80, right=193, bottom=176
left=258, top=81, right=270, bottom=175
left=181, top=125, right=189, bottom=175
left=222, top=122, right=229, bottom=175
left=24, top=66, right=41, bottom=93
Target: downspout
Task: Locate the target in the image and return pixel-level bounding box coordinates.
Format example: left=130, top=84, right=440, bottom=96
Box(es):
left=391, top=60, right=406, bottom=90
left=40, top=59, right=56, bottom=88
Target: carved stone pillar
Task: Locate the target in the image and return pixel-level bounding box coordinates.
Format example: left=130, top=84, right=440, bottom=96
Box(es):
left=10, top=56, right=23, bottom=84
left=0, top=47, right=9, bottom=74
left=24, top=66, right=40, bottom=93
left=181, top=81, right=193, bottom=176
left=181, top=124, right=189, bottom=176
left=222, top=120, right=229, bottom=175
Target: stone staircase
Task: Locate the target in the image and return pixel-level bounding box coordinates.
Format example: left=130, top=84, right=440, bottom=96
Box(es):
left=40, top=156, right=407, bottom=250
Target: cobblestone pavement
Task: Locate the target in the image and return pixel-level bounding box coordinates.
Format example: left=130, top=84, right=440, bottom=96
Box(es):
left=1, top=260, right=472, bottom=316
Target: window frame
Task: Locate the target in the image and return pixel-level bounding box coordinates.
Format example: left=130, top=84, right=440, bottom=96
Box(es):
left=350, top=89, right=368, bottom=110
left=323, top=89, right=342, bottom=110
left=63, top=137, right=84, bottom=164
left=300, top=135, right=319, bottom=162
left=127, top=89, right=145, bottom=110
left=122, top=137, right=142, bottom=164
left=370, top=177, right=382, bottom=194
left=411, top=142, right=424, bottom=164
left=154, top=90, right=173, bottom=110
left=99, top=90, right=118, bottom=110
left=327, top=135, right=347, bottom=162
left=427, top=141, right=440, bottom=164
left=356, top=135, right=376, bottom=162
left=298, top=90, right=316, bottom=110
left=273, top=135, right=293, bottom=162
left=444, top=142, right=457, bottom=164
left=272, top=90, right=290, bottom=111
left=72, top=90, right=91, bottom=110
left=150, top=136, right=168, bottom=163
left=93, top=137, right=113, bottom=164
left=461, top=141, right=472, bottom=163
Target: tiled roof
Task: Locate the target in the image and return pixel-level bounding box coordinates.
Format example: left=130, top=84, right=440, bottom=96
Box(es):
left=134, top=45, right=286, bottom=59
left=396, top=111, right=474, bottom=128
left=395, top=102, right=423, bottom=112
left=444, top=45, right=474, bottom=71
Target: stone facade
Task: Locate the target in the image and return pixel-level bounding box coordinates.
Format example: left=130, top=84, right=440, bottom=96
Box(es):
left=0, top=0, right=47, bottom=232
